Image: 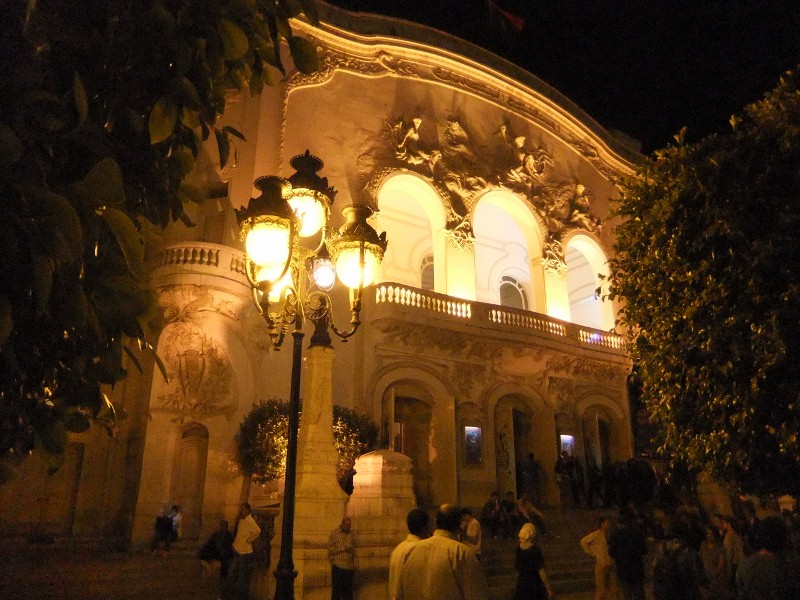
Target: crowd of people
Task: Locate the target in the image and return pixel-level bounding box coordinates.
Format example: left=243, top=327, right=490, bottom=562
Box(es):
left=156, top=459, right=800, bottom=600
left=646, top=495, right=800, bottom=600
left=554, top=454, right=659, bottom=510
left=572, top=491, right=800, bottom=600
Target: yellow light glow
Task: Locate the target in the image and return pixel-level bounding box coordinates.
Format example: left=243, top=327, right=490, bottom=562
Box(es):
left=288, top=193, right=325, bottom=238
left=335, top=245, right=379, bottom=289
left=245, top=222, right=291, bottom=281
left=267, top=271, right=294, bottom=302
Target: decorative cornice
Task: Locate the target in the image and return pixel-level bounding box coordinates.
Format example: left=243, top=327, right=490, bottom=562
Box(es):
left=289, top=19, right=639, bottom=181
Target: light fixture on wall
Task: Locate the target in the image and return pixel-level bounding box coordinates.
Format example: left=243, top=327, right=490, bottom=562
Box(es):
left=236, top=150, right=387, bottom=600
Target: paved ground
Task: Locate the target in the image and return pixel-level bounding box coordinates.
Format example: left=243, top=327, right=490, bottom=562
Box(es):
left=0, top=546, right=631, bottom=600
left=0, top=550, right=221, bottom=600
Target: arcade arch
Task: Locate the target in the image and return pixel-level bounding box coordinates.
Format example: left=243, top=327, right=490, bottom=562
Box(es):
left=473, top=191, right=545, bottom=312
left=375, top=173, right=447, bottom=291
left=564, top=234, right=614, bottom=330
left=491, top=391, right=554, bottom=502
left=575, top=393, right=630, bottom=469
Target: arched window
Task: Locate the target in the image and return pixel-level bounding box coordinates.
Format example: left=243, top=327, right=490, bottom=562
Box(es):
left=499, top=275, right=528, bottom=310
left=420, top=255, right=434, bottom=291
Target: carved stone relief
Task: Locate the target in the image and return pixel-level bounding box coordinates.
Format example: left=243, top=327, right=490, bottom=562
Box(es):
left=548, top=377, right=577, bottom=412
left=372, top=317, right=628, bottom=395
left=353, top=111, right=600, bottom=270
left=157, top=284, right=240, bottom=324
left=153, top=285, right=239, bottom=421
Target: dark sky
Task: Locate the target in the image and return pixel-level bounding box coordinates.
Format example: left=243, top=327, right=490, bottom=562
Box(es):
left=326, top=1, right=800, bottom=152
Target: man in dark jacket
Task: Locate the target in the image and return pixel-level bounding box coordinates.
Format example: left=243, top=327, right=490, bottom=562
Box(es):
left=608, top=508, right=647, bottom=600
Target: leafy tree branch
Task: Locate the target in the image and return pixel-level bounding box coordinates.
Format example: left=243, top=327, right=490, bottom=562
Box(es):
left=607, top=66, right=800, bottom=495
left=0, top=0, right=319, bottom=469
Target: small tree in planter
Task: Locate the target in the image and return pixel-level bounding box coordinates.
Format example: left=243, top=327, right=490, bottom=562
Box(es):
left=235, top=400, right=378, bottom=489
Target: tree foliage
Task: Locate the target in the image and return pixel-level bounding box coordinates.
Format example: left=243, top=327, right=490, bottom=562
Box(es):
left=0, top=0, right=319, bottom=467
left=607, top=67, right=800, bottom=495
left=235, top=400, right=378, bottom=484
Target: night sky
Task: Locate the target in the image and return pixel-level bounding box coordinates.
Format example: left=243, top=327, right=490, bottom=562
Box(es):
left=326, top=1, right=800, bottom=152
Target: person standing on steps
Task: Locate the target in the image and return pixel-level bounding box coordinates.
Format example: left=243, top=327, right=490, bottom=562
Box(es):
left=581, top=516, right=617, bottom=600
left=514, top=522, right=556, bottom=600
left=460, top=507, right=482, bottom=559
left=227, top=502, right=261, bottom=600
left=608, top=508, right=647, bottom=600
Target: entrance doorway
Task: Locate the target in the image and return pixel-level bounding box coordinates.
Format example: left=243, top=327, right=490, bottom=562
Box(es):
left=582, top=409, right=613, bottom=470
left=393, top=396, right=433, bottom=508
left=494, top=395, right=534, bottom=498
left=173, top=422, right=209, bottom=540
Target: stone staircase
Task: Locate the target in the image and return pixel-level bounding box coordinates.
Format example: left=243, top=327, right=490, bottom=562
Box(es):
left=483, top=508, right=615, bottom=600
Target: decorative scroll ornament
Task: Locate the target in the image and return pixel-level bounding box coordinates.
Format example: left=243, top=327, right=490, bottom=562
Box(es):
left=542, top=236, right=567, bottom=275
left=548, top=377, right=576, bottom=409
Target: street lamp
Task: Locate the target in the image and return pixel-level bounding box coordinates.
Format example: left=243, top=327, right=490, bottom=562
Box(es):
left=236, top=150, right=387, bottom=600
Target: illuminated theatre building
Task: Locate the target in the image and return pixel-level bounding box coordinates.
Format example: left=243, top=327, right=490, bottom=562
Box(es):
left=0, top=4, right=638, bottom=575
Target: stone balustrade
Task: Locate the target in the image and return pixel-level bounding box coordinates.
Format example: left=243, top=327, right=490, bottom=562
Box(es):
left=373, top=282, right=626, bottom=355
left=150, top=242, right=249, bottom=281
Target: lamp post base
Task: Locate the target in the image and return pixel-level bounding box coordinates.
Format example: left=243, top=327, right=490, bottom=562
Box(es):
left=273, top=567, right=298, bottom=600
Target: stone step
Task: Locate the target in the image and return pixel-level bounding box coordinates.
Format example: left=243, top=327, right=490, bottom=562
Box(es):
left=480, top=507, right=614, bottom=598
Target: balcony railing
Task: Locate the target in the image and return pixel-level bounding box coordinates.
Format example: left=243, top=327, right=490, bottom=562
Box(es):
left=374, top=283, right=626, bottom=353
left=150, top=242, right=248, bottom=279
left=375, top=284, right=471, bottom=318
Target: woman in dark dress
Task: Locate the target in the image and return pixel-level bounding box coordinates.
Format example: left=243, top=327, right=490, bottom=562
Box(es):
left=515, top=522, right=557, bottom=600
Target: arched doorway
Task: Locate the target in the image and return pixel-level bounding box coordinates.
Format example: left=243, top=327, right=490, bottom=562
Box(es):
left=393, top=396, right=433, bottom=508
left=494, top=394, right=535, bottom=498
left=172, top=422, right=209, bottom=540
left=473, top=191, right=545, bottom=312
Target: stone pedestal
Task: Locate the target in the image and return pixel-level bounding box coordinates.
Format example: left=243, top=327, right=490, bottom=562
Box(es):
left=265, top=344, right=349, bottom=600
left=348, top=450, right=416, bottom=600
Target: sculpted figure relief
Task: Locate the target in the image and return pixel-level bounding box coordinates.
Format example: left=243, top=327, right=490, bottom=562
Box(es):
left=359, top=112, right=603, bottom=267
left=393, top=117, right=435, bottom=170
left=499, top=124, right=553, bottom=192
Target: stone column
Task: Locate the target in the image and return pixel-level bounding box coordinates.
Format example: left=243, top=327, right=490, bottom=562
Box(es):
left=543, top=264, right=571, bottom=322
left=264, top=343, right=349, bottom=600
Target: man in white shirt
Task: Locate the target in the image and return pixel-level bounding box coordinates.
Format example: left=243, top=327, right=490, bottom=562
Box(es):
left=397, top=504, right=489, bottom=600
left=230, top=502, right=261, bottom=599
left=388, top=508, right=430, bottom=600
left=581, top=516, right=616, bottom=600
left=328, top=516, right=355, bottom=600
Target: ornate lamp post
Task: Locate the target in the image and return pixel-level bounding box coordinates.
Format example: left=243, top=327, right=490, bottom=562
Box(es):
left=236, top=150, right=387, bottom=600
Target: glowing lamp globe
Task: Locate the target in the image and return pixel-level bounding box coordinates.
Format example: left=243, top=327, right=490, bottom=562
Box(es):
left=335, top=246, right=379, bottom=289
left=267, top=270, right=294, bottom=302
left=327, top=204, right=387, bottom=290
left=287, top=151, right=335, bottom=238
left=246, top=222, right=291, bottom=282
left=288, top=192, right=326, bottom=238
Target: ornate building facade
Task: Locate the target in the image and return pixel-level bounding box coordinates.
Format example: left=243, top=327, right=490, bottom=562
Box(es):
left=0, top=4, right=638, bottom=553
